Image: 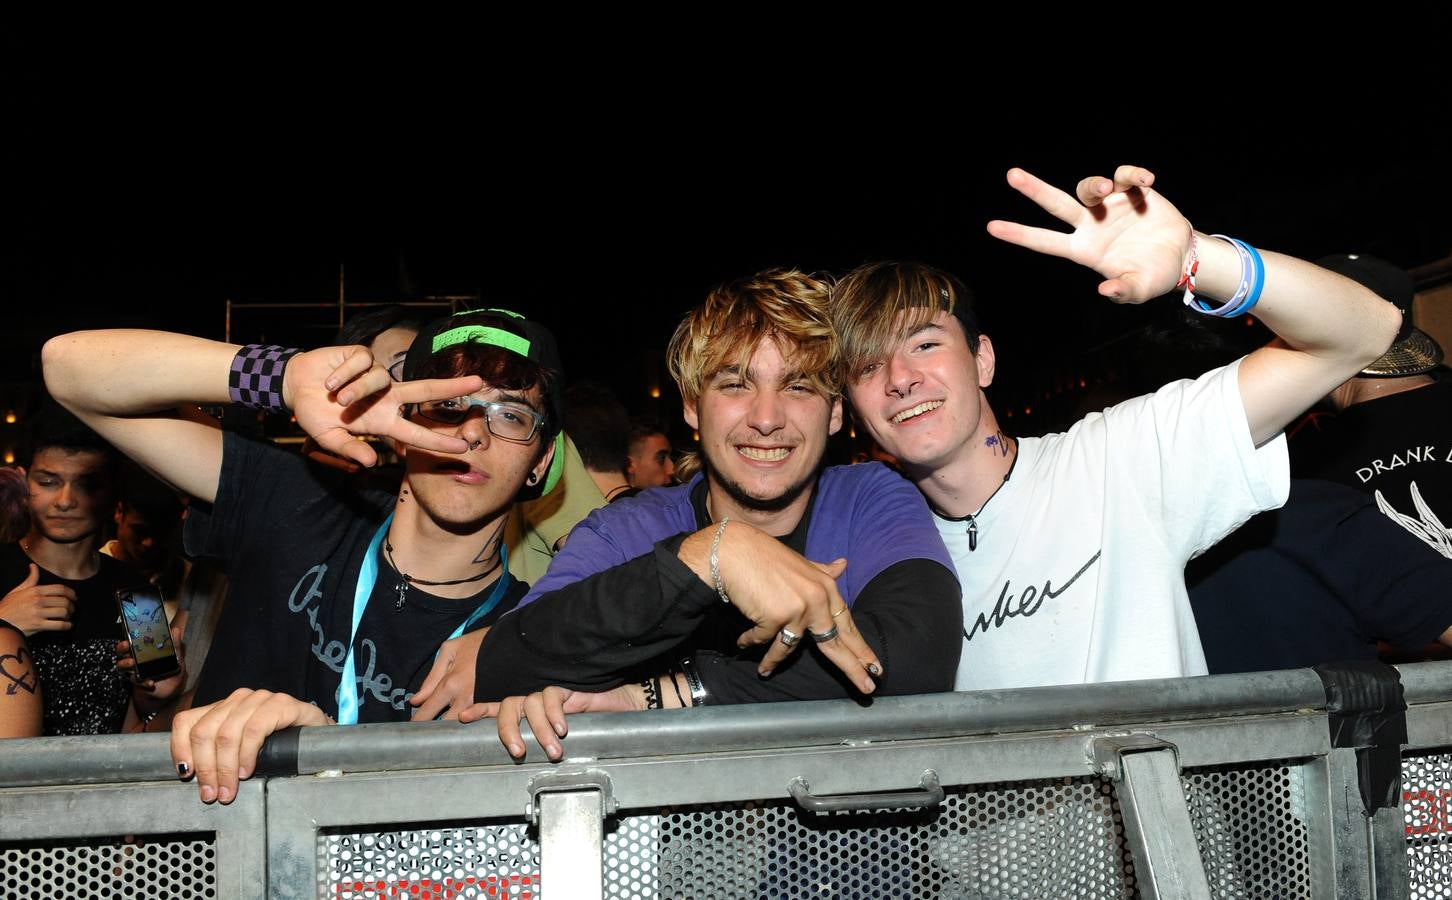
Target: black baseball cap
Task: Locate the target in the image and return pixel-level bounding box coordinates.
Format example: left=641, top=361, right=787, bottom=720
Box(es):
left=402, top=308, right=567, bottom=494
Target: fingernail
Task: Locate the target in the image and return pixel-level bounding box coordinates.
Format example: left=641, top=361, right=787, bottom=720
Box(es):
left=868, top=663, right=882, bottom=677
left=758, top=667, right=774, bottom=678
left=553, top=722, right=566, bottom=737
left=237, top=766, right=250, bottom=780
left=218, top=786, right=233, bottom=804
left=177, top=762, right=190, bottom=778
left=508, top=743, right=523, bottom=757
left=545, top=744, right=560, bottom=758
left=337, top=391, right=352, bottom=405
left=325, top=378, right=338, bottom=391
left=200, top=785, right=217, bottom=803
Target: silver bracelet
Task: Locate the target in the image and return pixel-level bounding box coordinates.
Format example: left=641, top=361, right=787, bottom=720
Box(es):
left=679, top=656, right=708, bottom=707
left=709, top=517, right=731, bottom=604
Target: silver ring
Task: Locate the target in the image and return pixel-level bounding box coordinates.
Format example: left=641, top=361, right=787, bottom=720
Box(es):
left=779, top=628, right=801, bottom=648
left=809, top=624, right=840, bottom=643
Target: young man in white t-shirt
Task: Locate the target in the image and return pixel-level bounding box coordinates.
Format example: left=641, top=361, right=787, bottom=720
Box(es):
left=830, top=165, right=1402, bottom=691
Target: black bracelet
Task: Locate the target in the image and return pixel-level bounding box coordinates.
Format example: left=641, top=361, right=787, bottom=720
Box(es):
left=679, top=656, right=708, bottom=707
left=640, top=676, right=662, bottom=710
left=668, top=666, right=688, bottom=709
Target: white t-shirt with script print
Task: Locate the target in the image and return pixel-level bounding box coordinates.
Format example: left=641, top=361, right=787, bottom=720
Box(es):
left=946, top=361, right=1289, bottom=691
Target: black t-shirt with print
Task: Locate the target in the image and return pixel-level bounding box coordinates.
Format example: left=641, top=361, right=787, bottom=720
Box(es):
left=186, top=432, right=526, bottom=723
left=1292, top=376, right=1452, bottom=552
left=0, top=542, right=145, bottom=735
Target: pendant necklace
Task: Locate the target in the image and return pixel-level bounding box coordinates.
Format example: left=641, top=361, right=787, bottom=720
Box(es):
left=933, top=437, right=1019, bottom=552
left=383, top=537, right=503, bottom=611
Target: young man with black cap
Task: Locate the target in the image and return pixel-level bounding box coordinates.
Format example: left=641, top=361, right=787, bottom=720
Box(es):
left=1293, top=253, right=1452, bottom=558
left=830, top=165, right=1402, bottom=693
left=43, top=309, right=564, bottom=802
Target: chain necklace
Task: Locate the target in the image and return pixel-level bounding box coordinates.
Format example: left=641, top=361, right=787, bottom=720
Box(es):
left=382, top=537, right=503, bottom=611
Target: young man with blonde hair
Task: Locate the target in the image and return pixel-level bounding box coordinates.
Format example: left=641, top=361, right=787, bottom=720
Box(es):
left=831, top=165, right=1402, bottom=691
left=440, top=268, right=961, bottom=759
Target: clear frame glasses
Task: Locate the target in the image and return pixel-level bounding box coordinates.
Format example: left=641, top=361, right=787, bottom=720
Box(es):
left=413, top=397, right=544, bottom=443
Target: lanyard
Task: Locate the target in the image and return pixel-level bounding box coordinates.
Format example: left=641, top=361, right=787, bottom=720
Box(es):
left=336, top=513, right=510, bottom=725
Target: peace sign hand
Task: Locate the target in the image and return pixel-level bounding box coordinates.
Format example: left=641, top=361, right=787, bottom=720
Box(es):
left=281, top=346, right=485, bottom=467
left=987, top=165, right=1191, bottom=305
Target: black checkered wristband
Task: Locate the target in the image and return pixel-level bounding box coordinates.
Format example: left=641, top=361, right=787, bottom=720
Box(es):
left=229, top=344, right=301, bottom=412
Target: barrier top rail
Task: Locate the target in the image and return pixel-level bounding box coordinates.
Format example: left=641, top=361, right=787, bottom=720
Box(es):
left=3, top=661, right=1447, bottom=790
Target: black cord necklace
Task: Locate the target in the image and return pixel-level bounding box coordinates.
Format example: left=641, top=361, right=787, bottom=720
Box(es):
left=383, top=537, right=503, bottom=611
left=932, top=437, right=1019, bottom=552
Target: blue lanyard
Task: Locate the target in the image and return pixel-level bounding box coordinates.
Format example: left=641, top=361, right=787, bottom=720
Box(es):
left=336, top=513, right=510, bottom=725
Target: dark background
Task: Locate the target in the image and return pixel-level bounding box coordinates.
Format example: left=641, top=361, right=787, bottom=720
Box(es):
left=5, top=33, right=1449, bottom=457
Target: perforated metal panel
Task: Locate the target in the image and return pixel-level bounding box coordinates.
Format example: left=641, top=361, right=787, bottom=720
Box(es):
left=653, top=777, right=1134, bottom=899
left=1181, top=761, right=1313, bottom=899
left=0, top=833, right=216, bottom=899
left=321, top=822, right=541, bottom=898
left=1403, top=750, right=1452, bottom=899
left=320, top=818, right=669, bottom=898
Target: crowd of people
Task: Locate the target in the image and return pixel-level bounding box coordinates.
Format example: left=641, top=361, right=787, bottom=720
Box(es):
left=2, top=164, right=1448, bottom=809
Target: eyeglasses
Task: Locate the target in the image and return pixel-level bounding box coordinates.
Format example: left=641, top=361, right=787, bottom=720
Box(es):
left=413, top=397, right=544, bottom=443
left=386, top=358, right=407, bottom=382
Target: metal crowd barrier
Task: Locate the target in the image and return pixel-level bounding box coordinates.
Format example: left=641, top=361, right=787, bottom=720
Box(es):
left=2, top=661, right=1449, bottom=899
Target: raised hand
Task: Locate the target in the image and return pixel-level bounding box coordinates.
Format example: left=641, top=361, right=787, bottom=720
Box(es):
left=987, top=165, right=1190, bottom=304
left=282, top=346, right=486, bottom=467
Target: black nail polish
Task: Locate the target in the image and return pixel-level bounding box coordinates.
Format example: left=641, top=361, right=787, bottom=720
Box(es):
left=868, top=663, right=882, bottom=677
left=177, top=762, right=190, bottom=778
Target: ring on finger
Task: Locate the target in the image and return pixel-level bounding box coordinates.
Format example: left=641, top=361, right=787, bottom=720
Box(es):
left=830, top=606, right=847, bottom=619
left=809, top=624, right=840, bottom=643
left=779, top=627, right=802, bottom=648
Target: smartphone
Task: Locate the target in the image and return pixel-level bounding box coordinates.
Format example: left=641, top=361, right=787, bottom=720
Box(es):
left=115, top=586, right=181, bottom=683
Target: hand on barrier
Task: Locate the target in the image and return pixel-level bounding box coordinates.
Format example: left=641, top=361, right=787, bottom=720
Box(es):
left=463, top=685, right=642, bottom=761
left=987, top=165, right=1188, bottom=305
left=409, top=627, right=488, bottom=721
left=170, top=688, right=331, bottom=804
left=0, top=564, right=76, bottom=636
left=284, top=345, right=486, bottom=467
left=679, top=521, right=881, bottom=690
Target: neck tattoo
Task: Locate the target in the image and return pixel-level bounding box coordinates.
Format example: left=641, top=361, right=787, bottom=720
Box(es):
left=933, top=434, right=1018, bottom=552
left=383, top=536, right=502, bottom=611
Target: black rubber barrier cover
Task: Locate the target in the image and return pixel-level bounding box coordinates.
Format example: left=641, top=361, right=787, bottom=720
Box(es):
left=1313, top=661, right=1408, bottom=815
left=255, top=725, right=303, bottom=778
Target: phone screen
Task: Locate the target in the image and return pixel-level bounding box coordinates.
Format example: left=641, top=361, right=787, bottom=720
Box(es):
left=116, top=587, right=178, bottom=675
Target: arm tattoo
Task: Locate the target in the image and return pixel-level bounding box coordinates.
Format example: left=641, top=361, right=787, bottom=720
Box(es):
left=0, top=646, right=38, bottom=695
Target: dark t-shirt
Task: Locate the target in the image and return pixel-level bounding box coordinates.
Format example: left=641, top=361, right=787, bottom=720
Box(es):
left=185, top=432, right=526, bottom=723
left=1187, top=479, right=1452, bottom=674
left=0, top=542, right=145, bottom=735
left=1292, top=377, right=1452, bottom=553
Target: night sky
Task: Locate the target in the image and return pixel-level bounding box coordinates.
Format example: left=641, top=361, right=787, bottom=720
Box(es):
left=7, top=37, right=1450, bottom=442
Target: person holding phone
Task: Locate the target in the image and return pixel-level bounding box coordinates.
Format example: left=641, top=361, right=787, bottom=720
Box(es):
left=0, top=405, right=180, bottom=735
